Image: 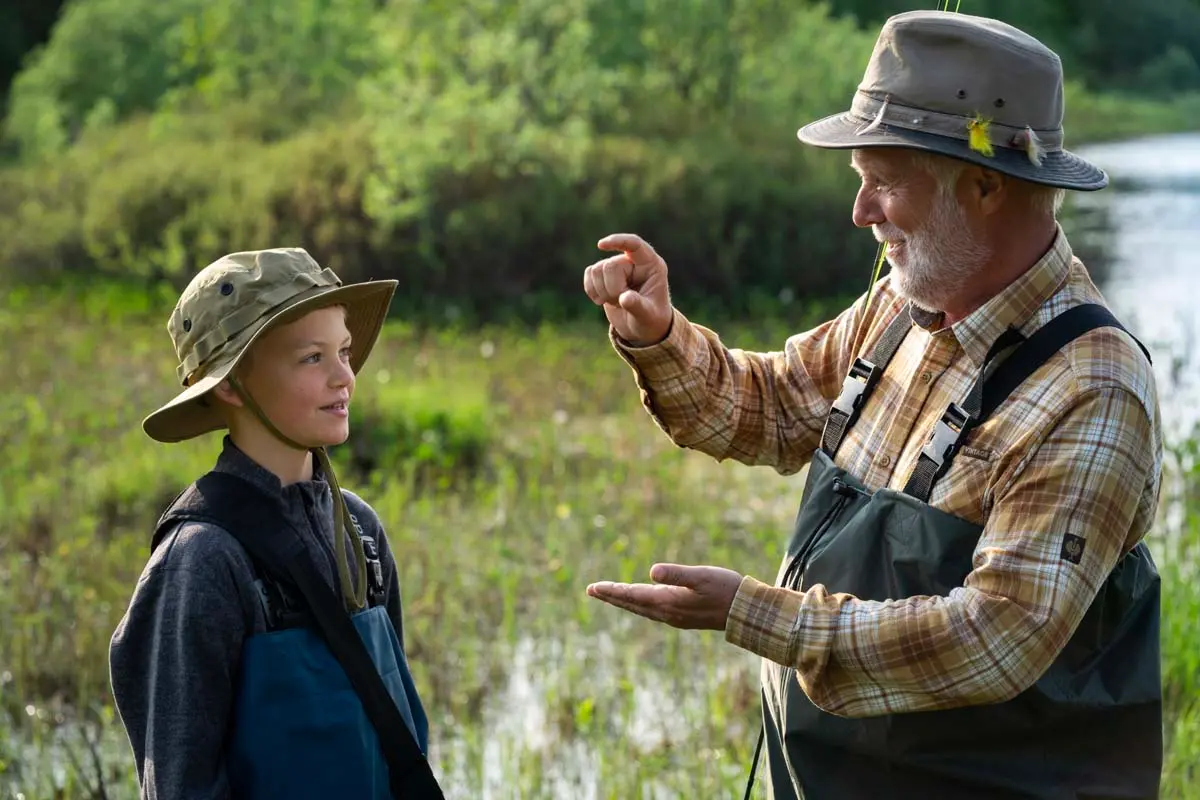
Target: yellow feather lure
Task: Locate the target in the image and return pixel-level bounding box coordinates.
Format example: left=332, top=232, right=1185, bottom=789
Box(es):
left=966, top=115, right=994, bottom=157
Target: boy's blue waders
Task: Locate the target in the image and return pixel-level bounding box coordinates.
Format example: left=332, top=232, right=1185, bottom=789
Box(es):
left=154, top=472, right=445, bottom=799
left=226, top=604, right=428, bottom=798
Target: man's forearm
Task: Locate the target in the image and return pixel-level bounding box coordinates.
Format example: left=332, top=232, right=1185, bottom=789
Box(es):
left=610, top=307, right=832, bottom=474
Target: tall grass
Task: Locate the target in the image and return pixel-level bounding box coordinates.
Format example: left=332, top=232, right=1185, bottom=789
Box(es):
left=1, top=287, right=1197, bottom=797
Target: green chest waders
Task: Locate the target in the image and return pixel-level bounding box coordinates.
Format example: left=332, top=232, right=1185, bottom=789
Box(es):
left=752, top=304, right=1162, bottom=800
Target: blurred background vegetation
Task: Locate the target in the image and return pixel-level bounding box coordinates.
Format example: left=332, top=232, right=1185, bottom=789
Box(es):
left=1, top=0, right=1198, bottom=797
left=0, top=0, right=1198, bottom=320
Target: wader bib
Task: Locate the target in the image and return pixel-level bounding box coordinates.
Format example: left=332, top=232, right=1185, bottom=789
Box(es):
left=152, top=472, right=444, bottom=799
left=754, top=304, right=1162, bottom=800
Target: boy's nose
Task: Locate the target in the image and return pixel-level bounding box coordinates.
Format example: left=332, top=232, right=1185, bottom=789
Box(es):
left=331, top=361, right=355, bottom=388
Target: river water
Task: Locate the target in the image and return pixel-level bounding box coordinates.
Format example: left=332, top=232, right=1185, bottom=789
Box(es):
left=1070, top=132, right=1200, bottom=443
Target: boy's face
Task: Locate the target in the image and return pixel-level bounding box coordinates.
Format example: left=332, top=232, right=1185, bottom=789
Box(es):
left=236, top=305, right=356, bottom=447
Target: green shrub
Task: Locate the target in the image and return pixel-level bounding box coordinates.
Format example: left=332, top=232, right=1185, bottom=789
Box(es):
left=0, top=102, right=877, bottom=322
left=335, top=376, right=493, bottom=489
left=1, top=0, right=1198, bottom=322
left=3, top=0, right=377, bottom=159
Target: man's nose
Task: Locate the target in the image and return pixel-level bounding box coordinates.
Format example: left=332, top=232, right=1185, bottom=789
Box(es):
left=852, top=187, right=885, bottom=229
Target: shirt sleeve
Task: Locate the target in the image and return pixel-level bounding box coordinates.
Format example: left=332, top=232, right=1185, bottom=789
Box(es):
left=109, top=527, right=247, bottom=799
left=723, top=385, right=1156, bottom=717
left=609, top=289, right=894, bottom=475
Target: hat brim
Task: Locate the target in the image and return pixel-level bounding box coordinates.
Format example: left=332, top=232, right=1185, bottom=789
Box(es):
left=797, top=111, right=1108, bottom=191
left=142, top=280, right=398, bottom=443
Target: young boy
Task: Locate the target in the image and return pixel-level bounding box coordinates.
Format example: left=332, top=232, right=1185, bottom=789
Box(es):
left=109, top=248, right=440, bottom=798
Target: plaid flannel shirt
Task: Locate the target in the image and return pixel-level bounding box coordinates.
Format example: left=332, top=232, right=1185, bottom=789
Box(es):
left=612, top=226, right=1163, bottom=717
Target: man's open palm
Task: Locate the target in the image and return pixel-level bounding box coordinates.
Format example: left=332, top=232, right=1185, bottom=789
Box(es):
left=586, top=563, right=743, bottom=631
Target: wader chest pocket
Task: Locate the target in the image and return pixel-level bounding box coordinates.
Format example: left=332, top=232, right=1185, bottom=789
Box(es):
left=780, top=474, right=871, bottom=592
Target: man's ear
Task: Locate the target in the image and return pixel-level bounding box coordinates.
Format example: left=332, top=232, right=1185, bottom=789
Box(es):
left=974, top=167, right=1007, bottom=215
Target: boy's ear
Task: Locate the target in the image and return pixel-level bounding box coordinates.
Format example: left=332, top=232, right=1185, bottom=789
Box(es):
left=211, top=379, right=243, bottom=408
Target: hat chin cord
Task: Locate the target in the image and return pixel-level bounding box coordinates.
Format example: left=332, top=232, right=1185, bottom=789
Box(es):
left=227, top=375, right=368, bottom=613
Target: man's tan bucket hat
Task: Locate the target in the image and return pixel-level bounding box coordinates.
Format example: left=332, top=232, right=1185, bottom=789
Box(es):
left=143, top=247, right=397, bottom=443
left=798, top=10, right=1108, bottom=191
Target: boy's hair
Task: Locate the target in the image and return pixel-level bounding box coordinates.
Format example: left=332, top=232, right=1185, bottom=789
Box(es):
left=227, top=302, right=350, bottom=385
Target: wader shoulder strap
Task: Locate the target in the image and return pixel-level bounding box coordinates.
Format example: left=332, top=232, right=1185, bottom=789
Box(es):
left=978, top=304, right=1152, bottom=420
left=903, top=303, right=1151, bottom=502
left=155, top=472, right=445, bottom=800
left=820, top=307, right=914, bottom=457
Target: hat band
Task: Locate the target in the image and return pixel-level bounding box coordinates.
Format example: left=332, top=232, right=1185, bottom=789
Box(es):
left=177, top=267, right=341, bottom=384
left=849, top=90, right=1064, bottom=153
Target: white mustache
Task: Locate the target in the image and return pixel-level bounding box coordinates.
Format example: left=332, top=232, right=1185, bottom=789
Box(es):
left=873, top=225, right=905, bottom=243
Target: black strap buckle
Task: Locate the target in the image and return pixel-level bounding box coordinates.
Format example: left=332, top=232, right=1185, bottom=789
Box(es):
left=831, top=357, right=881, bottom=420
left=360, top=535, right=386, bottom=605
left=920, top=402, right=974, bottom=471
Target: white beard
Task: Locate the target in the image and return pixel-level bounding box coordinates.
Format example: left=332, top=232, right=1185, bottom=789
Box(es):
left=873, top=187, right=991, bottom=313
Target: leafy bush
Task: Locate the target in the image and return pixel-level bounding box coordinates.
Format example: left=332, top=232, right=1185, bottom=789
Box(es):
left=3, top=0, right=376, bottom=159
left=0, top=102, right=877, bottom=322
left=1, top=0, right=1198, bottom=322
left=336, top=376, right=492, bottom=489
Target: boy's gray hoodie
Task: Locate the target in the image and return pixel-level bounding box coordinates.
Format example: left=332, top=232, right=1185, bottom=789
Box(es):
left=109, top=437, right=411, bottom=800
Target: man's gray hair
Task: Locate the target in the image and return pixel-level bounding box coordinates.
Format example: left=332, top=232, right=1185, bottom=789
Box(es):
left=910, top=151, right=1065, bottom=216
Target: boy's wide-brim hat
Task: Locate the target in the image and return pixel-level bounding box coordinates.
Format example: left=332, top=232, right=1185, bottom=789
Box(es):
left=797, top=10, right=1108, bottom=191
left=143, top=248, right=397, bottom=443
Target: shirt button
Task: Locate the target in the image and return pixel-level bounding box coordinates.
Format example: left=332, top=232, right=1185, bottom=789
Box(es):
left=880, top=454, right=892, bottom=467
left=921, top=371, right=933, bottom=384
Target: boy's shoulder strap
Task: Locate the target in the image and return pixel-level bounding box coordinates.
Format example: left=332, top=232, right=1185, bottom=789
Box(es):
left=343, top=495, right=388, bottom=609
left=154, top=479, right=387, bottom=608
left=155, top=471, right=444, bottom=799
left=153, top=474, right=307, bottom=628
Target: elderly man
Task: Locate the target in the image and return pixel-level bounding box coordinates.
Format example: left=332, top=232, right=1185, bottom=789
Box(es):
left=582, top=10, right=1163, bottom=800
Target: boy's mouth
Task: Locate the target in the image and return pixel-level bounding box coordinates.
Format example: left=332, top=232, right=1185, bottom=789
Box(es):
left=321, top=401, right=349, bottom=416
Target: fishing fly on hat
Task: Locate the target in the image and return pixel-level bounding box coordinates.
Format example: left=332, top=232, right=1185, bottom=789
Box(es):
left=143, top=247, right=398, bottom=613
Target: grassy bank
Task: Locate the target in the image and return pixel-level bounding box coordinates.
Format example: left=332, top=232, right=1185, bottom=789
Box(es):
left=1, top=286, right=1197, bottom=798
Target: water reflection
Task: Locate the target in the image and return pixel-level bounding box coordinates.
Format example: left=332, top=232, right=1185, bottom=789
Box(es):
left=1068, top=132, right=1200, bottom=441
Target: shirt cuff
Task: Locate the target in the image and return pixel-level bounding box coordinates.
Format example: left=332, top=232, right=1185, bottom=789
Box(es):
left=608, top=307, right=699, bottom=384
left=724, top=574, right=805, bottom=666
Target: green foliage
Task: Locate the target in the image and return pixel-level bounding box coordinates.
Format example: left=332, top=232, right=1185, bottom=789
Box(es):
left=335, top=368, right=493, bottom=489
left=0, top=95, right=878, bottom=321
left=2, top=0, right=376, bottom=159
left=3, top=0, right=201, bottom=158
left=0, top=111, right=382, bottom=283
left=361, top=0, right=869, bottom=221
left=0, top=0, right=1198, bottom=322
left=826, top=0, right=1200, bottom=95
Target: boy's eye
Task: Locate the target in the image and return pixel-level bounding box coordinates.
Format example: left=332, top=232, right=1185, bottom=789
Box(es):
left=340, top=346, right=353, bottom=360
left=303, top=352, right=321, bottom=364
